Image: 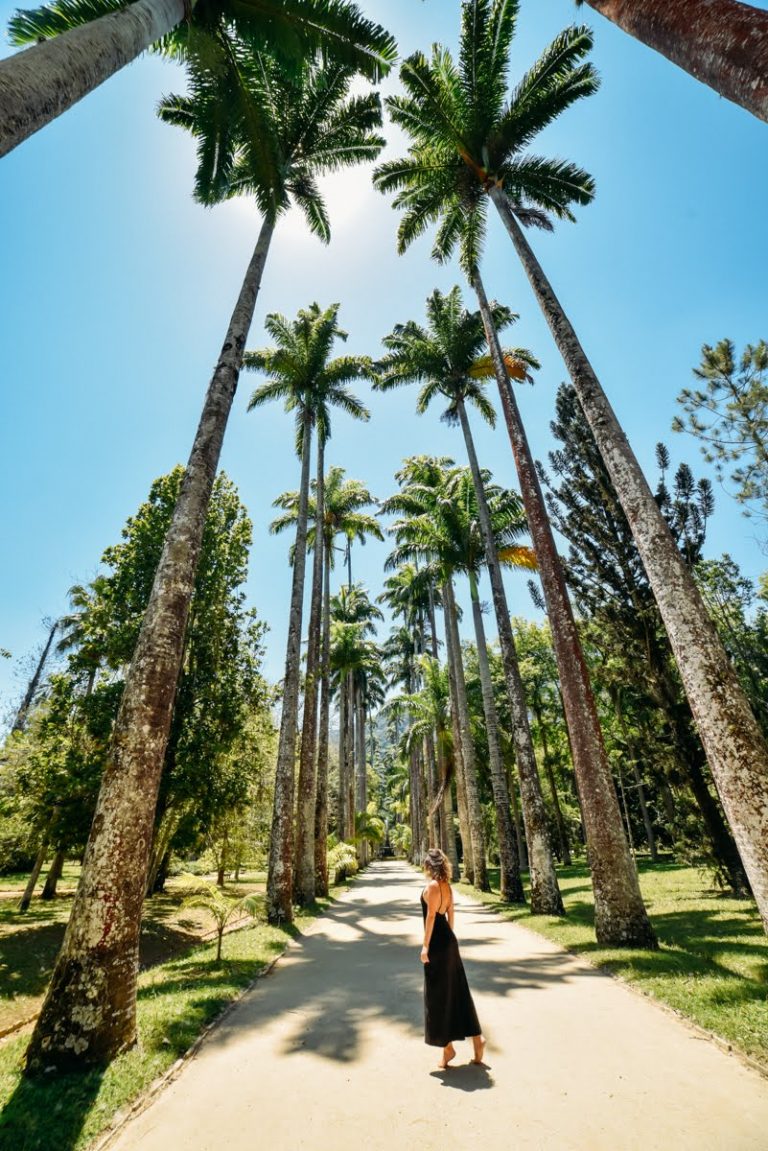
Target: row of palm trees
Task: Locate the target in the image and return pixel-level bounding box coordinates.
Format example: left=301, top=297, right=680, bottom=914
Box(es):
left=23, top=6, right=397, bottom=1074
left=13, top=0, right=768, bottom=1079
left=0, top=0, right=764, bottom=162
left=373, top=0, right=768, bottom=936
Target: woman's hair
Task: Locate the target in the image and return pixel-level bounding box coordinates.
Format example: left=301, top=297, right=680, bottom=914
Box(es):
left=423, top=847, right=453, bottom=882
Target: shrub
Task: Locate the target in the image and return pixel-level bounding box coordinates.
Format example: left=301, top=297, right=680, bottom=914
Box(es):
left=327, top=841, right=359, bottom=884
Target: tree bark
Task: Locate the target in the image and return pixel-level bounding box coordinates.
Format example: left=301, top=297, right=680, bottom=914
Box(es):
left=19, top=834, right=50, bottom=913
left=468, top=571, right=525, bottom=903
left=24, top=218, right=274, bottom=1073
left=459, top=400, right=560, bottom=912
left=345, top=675, right=355, bottom=841
left=41, top=849, right=66, bottom=901
left=338, top=670, right=348, bottom=841
left=533, top=703, right=572, bottom=866
left=507, top=761, right=529, bottom=871
left=489, top=191, right=768, bottom=933
left=295, top=439, right=325, bottom=906
left=443, top=602, right=474, bottom=883
left=314, top=543, right=332, bottom=897
left=355, top=684, right=367, bottom=863
left=266, top=406, right=313, bottom=926
left=0, top=0, right=189, bottom=159
left=583, top=0, right=768, bottom=124
left=12, top=619, right=57, bottom=733
left=443, top=578, right=489, bottom=891
left=474, top=264, right=656, bottom=946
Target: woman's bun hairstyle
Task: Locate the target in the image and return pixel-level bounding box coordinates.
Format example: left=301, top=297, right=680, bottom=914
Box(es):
left=423, top=847, right=453, bottom=882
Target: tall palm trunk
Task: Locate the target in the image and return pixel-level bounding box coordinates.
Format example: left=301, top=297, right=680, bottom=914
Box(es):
left=507, top=761, right=529, bottom=871
left=443, top=603, right=474, bottom=883
left=314, top=535, right=332, bottom=897
left=489, top=194, right=768, bottom=932
left=424, top=734, right=439, bottom=846
left=458, top=399, right=562, bottom=914
left=295, top=439, right=325, bottom=906
left=345, top=675, right=355, bottom=840
left=25, top=217, right=274, bottom=1073
left=12, top=619, right=58, bottom=733
left=338, top=670, right=349, bottom=839
left=0, top=0, right=192, bottom=159
left=443, top=578, right=489, bottom=891
left=267, top=403, right=313, bottom=925
left=582, top=0, right=768, bottom=124
left=442, top=773, right=459, bottom=876
left=533, top=704, right=572, bottom=866
left=468, top=571, right=525, bottom=904
left=474, top=268, right=656, bottom=947
left=355, top=682, right=367, bottom=862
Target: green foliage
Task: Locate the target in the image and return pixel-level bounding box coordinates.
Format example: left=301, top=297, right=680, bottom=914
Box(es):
left=182, top=878, right=261, bottom=961
left=373, top=1, right=597, bottom=274
left=327, top=840, right=359, bottom=882
left=673, top=339, right=768, bottom=535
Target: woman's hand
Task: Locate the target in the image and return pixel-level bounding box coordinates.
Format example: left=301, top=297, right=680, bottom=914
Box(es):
left=420, top=946, right=429, bottom=965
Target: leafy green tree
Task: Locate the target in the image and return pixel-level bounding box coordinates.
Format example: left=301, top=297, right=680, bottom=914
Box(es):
left=375, top=0, right=768, bottom=937
left=574, top=0, right=768, bottom=124
left=1, top=0, right=396, bottom=158
left=673, top=340, right=768, bottom=539
left=247, top=302, right=372, bottom=920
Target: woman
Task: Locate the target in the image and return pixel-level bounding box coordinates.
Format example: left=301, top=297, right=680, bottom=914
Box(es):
left=420, top=847, right=485, bottom=1069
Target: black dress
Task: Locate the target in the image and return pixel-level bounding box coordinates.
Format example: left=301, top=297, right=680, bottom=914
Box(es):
left=421, top=886, right=481, bottom=1047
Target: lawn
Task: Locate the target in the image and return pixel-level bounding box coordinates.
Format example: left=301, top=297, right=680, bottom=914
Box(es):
left=0, top=865, right=268, bottom=1036
left=458, top=861, right=768, bottom=1072
left=0, top=870, right=345, bottom=1151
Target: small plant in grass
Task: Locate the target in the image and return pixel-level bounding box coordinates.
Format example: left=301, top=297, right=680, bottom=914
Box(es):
left=327, top=841, right=359, bottom=884
left=182, top=880, right=260, bottom=962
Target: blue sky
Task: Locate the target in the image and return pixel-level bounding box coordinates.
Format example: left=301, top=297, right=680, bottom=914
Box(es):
left=1, top=0, right=767, bottom=716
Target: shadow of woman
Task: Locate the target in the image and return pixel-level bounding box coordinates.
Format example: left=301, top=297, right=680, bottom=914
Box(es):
left=429, top=1064, right=494, bottom=1092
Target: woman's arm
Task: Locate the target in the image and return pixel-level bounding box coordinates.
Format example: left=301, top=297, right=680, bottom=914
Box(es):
left=447, top=886, right=455, bottom=932
left=421, top=882, right=440, bottom=964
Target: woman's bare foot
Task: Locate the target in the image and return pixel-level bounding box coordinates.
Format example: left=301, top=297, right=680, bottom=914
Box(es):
left=470, top=1035, right=486, bottom=1064
left=438, top=1043, right=456, bottom=1069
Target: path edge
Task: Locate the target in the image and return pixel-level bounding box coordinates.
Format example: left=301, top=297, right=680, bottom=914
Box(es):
left=450, top=871, right=768, bottom=1084
left=88, top=871, right=365, bottom=1151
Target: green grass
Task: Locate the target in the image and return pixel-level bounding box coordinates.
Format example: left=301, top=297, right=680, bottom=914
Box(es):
left=0, top=894, right=338, bottom=1151
left=458, top=862, right=768, bottom=1070
left=0, top=870, right=269, bottom=1034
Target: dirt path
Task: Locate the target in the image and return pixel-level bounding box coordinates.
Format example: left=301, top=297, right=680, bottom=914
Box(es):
left=105, top=861, right=768, bottom=1151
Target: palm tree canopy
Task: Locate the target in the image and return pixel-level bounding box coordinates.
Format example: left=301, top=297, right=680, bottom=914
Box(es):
left=372, top=0, right=598, bottom=273
left=383, top=459, right=530, bottom=582
left=376, top=285, right=539, bottom=426
left=9, top=0, right=398, bottom=83
left=246, top=302, right=373, bottom=452
left=270, top=467, right=382, bottom=563
left=158, top=50, right=385, bottom=227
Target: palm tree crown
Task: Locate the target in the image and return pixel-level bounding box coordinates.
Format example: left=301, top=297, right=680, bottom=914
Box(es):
left=376, top=285, right=538, bottom=424
left=372, top=0, right=598, bottom=273
left=159, top=50, right=385, bottom=227
left=246, top=303, right=372, bottom=450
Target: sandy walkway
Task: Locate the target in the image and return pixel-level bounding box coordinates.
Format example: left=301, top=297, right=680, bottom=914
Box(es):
left=106, top=861, right=768, bottom=1151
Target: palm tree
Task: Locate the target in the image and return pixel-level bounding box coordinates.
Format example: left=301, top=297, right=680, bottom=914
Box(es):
left=1, top=0, right=396, bottom=158
left=390, top=465, right=540, bottom=904
left=396, top=653, right=459, bottom=873
left=575, top=0, right=768, bottom=124
left=292, top=468, right=383, bottom=895
left=329, top=586, right=382, bottom=842
left=383, top=462, right=496, bottom=892
left=24, top=53, right=385, bottom=1076
left=247, top=302, right=372, bottom=921
left=378, top=563, right=443, bottom=848
left=377, top=286, right=563, bottom=912
left=375, top=0, right=768, bottom=933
